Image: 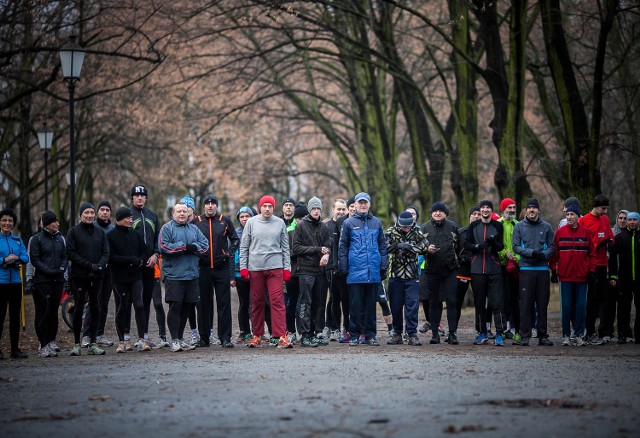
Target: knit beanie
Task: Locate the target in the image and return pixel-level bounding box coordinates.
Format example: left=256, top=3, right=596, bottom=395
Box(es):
left=468, top=205, right=480, bottom=217
left=236, top=206, right=254, bottom=221
left=115, top=207, right=133, bottom=222
left=526, top=198, right=540, bottom=209
left=564, top=197, right=580, bottom=209
left=500, top=198, right=516, bottom=212
left=202, top=194, right=218, bottom=206
left=41, top=211, right=58, bottom=227
left=282, top=197, right=296, bottom=206
left=397, top=211, right=414, bottom=227
left=478, top=199, right=494, bottom=211
left=627, top=212, right=640, bottom=221
left=430, top=201, right=449, bottom=216
left=97, top=200, right=112, bottom=210
left=179, top=195, right=196, bottom=211
left=307, top=196, right=323, bottom=211
left=566, top=205, right=580, bottom=216
left=405, top=205, right=420, bottom=221
left=259, top=195, right=276, bottom=210
left=294, top=203, right=309, bottom=219
left=79, top=202, right=95, bottom=215
left=346, top=196, right=356, bottom=208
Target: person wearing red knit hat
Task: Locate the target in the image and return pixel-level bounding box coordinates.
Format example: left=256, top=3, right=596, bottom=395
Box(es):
left=239, top=195, right=293, bottom=349
left=498, top=197, right=521, bottom=342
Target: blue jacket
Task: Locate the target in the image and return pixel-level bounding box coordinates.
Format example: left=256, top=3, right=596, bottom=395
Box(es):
left=513, top=217, right=555, bottom=271
left=159, top=220, right=208, bottom=281
left=1, top=233, right=29, bottom=284
left=338, top=212, right=388, bottom=284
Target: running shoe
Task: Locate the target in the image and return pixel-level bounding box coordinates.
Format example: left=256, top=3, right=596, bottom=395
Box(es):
left=276, top=333, right=293, bottom=349
left=81, top=336, right=90, bottom=348
left=124, top=339, right=134, bottom=351
left=562, top=336, right=571, bottom=346
left=179, top=340, right=197, bottom=351
left=329, top=330, right=341, bottom=342
left=408, top=336, right=421, bottom=346
left=473, top=333, right=489, bottom=345
left=170, top=340, right=183, bottom=352
left=96, top=336, right=114, bottom=346
left=387, top=334, right=403, bottom=345
left=87, top=343, right=106, bottom=355
left=116, top=342, right=126, bottom=353
left=339, top=333, right=351, bottom=343
left=494, top=334, right=504, bottom=346
left=70, top=343, right=81, bottom=356
left=247, top=336, right=261, bottom=348
left=49, top=341, right=61, bottom=352
left=39, top=345, right=54, bottom=358
left=418, top=322, right=430, bottom=333
left=137, top=339, right=151, bottom=352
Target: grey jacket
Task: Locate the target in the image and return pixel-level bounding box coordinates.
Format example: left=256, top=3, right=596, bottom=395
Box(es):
left=239, top=215, right=291, bottom=272
left=513, top=217, right=555, bottom=271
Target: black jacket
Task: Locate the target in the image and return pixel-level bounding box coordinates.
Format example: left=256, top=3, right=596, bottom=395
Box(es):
left=107, top=225, right=146, bottom=283
left=464, top=219, right=504, bottom=275
left=421, top=219, right=460, bottom=274
left=457, top=225, right=473, bottom=279
left=29, top=229, right=67, bottom=284
left=67, top=222, right=110, bottom=278
left=609, top=227, right=640, bottom=281
left=293, top=215, right=331, bottom=273
left=131, top=205, right=159, bottom=258
left=192, top=214, right=239, bottom=276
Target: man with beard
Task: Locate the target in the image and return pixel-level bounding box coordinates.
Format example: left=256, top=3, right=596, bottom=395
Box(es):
left=498, top=198, right=521, bottom=341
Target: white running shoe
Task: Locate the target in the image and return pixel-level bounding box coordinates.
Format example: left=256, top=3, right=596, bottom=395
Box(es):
left=170, top=340, right=183, bottom=352
left=81, top=336, right=90, bottom=348
left=48, top=341, right=61, bottom=352
left=180, top=339, right=197, bottom=351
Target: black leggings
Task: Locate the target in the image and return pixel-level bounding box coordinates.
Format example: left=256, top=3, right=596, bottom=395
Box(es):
left=167, top=301, right=194, bottom=341
left=0, top=283, right=23, bottom=351
left=152, top=278, right=166, bottom=338
left=285, top=277, right=299, bottom=334
left=114, top=280, right=145, bottom=340
left=33, top=282, right=62, bottom=347
left=72, top=277, right=102, bottom=344
left=236, top=277, right=251, bottom=334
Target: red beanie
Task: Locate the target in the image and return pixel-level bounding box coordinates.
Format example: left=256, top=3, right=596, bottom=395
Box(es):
left=259, top=195, right=276, bottom=210
left=500, top=198, right=516, bottom=212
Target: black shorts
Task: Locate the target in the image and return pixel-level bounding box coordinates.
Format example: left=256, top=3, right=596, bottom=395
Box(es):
left=164, top=278, right=199, bottom=303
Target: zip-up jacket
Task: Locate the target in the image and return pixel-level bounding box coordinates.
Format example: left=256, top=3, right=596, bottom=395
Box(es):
left=456, top=225, right=473, bottom=279
left=239, top=215, right=290, bottom=272
left=107, top=225, right=146, bottom=283
left=421, top=219, right=460, bottom=274
left=293, top=215, right=331, bottom=273
left=234, top=225, right=244, bottom=278
left=131, top=205, right=160, bottom=258
left=94, top=218, right=115, bottom=234
left=338, top=212, right=388, bottom=284
left=192, top=214, right=239, bottom=278
left=549, top=223, right=595, bottom=282
left=498, top=217, right=520, bottom=265
left=325, top=217, right=342, bottom=271
left=159, top=220, right=208, bottom=281
left=385, top=224, right=428, bottom=279
left=29, top=229, right=67, bottom=284
left=578, top=212, right=614, bottom=267
left=609, top=227, right=640, bottom=282
left=66, top=222, right=110, bottom=278
left=1, top=233, right=29, bottom=284
left=512, top=217, right=555, bottom=270
left=464, top=219, right=504, bottom=275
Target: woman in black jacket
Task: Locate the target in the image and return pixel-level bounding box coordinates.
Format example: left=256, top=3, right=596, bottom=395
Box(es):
left=29, top=211, right=67, bottom=357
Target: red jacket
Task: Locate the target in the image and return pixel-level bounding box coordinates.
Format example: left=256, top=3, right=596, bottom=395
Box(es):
left=550, top=223, right=595, bottom=282
left=577, top=212, right=613, bottom=267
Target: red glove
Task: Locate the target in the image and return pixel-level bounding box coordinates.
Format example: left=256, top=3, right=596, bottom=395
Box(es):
left=283, top=269, right=291, bottom=282
left=240, top=269, right=249, bottom=280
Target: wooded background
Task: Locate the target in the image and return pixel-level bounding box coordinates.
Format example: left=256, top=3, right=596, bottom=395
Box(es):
left=1, top=0, right=639, bottom=238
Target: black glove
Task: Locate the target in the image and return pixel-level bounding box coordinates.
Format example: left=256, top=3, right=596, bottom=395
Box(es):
left=397, top=242, right=412, bottom=251
left=596, top=238, right=612, bottom=251
left=550, top=270, right=558, bottom=283
left=531, top=250, right=545, bottom=260
left=25, top=280, right=34, bottom=294
left=59, top=265, right=66, bottom=273
left=380, top=269, right=387, bottom=281
left=185, top=243, right=197, bottom=253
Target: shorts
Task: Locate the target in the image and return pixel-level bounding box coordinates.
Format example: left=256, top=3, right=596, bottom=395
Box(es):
left=164, top=278, right=199, bottom=303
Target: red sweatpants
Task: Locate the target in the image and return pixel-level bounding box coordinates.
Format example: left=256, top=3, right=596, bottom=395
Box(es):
left=249, top=269, right=286, bottom=338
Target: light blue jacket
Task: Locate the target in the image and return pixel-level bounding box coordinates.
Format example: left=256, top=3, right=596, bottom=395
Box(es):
left=1, top=233, right=29, bottom=284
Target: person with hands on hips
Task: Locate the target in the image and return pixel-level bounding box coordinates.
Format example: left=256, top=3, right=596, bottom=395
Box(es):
left=239, top=195, right=293, bottom=349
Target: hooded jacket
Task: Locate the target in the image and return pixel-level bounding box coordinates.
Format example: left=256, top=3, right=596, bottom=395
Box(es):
left=338, top=212, right=388, bottom=284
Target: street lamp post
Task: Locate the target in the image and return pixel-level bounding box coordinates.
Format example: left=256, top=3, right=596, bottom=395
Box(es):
left=37, top=126, right=54, bottom=211
left=59, top=36, right=84, bottom=226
